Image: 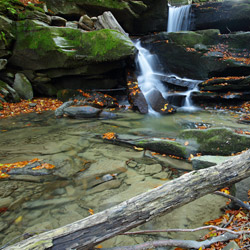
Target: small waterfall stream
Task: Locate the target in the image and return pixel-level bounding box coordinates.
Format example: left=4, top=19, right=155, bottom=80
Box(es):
left=135, top=4, right=199, bottom=113
left=167, top=4, right=191, bottom=32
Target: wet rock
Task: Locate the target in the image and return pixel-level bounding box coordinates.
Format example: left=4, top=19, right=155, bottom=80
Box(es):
left=153, top=171, right=171, bottom=180
left=87, top=180, right=121, bottom=195
left=135, top=138, right=188, bottom=158
left=180, top=128, right=250, bottom=155
left=8, top=196, right=27, bottom=210
left=55, top=100, right=74, bottom=117
left=0, top=197, right=13, bottom=208
left=147, top=88, right=176, bottom=114
left=23, top=197, right=75, bottom=209
left=24, top=221, right=53, bottom=234
left=51, top=16, right=67, bottom=26
left=128, top=82, right=148, bottom=114
left=13, top=73, right=33, bottom=100
left=191, top=155, right=233, bottom=170
left=144, top=164, right=162, bottom=175
left=63, top=106, right=102, bottom=118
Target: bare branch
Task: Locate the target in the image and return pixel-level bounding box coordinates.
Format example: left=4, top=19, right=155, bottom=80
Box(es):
left=122, top=225, right=250, bottom=236
left=102, top=232, right=238, bottom=250
left=214, top=191, right=250, bottom=210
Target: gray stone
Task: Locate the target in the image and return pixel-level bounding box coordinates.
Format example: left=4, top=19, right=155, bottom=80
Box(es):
left=153, top=171, right=171, bottom=179
left=51, top=16, right=67, bottom=26
left=79, top=15, right=94, bottom=28
left=87, top=180, right=121, bottom=195
left=127, top=160, right=137, bottom=168
left=13, top=73, right=33, bottom=100
left=191, top=155, right=233, bottom=170
left=144, top=164, right=162, bottom=175
left=66, top=21, right=78, bottom=29
left=8, top=197, right=26, bottom=210
left=235, top=177, right=250, bottom=202
left=222, top=241, right=239, bottom=250
left=63, top=106, right=102, bottom=118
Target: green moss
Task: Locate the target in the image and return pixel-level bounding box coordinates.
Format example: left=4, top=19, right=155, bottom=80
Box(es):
left=136, top=139, right=188, bottom=158
left=68, top=0, right=128, bottom=9
left=180, top=128, right=250, bottom=155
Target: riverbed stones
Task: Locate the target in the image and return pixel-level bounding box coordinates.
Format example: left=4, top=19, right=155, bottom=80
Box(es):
left=144, top=164, right=162, bottom=175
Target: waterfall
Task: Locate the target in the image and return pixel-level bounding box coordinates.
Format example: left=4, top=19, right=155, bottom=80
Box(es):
left=167, top=5, right=191, bottom=32
left=134, top=41, right=168, bottom=114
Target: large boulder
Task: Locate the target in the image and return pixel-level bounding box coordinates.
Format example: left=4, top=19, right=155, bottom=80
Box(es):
left=44, top=0, right=167, bottom=34
left=193, top=0, right=250, bottom=33
left=140, top=30, right=250, bottom=80
left=13, top=73, right=33, bottom=100
left=10, top=20, right=135, bottom=71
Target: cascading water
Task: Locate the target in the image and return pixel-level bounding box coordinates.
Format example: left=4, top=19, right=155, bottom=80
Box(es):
left=134, top=4, right=200, bottom=113
left=134, top=41, right=168, bottom=114
left=167, top=4, right=191, bottom=32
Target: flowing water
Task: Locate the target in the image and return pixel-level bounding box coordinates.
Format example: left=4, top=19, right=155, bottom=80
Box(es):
left=0, top=109, right=249, bottom=248
left=167, top=4, right=191, bottom=32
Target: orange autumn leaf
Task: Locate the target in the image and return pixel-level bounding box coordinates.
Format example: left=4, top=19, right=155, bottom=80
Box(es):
left=102, top=132, right=117, bottom=140
left=184, top=141, right=189, bottom=146
left=88, top=208, right=94, bottom=215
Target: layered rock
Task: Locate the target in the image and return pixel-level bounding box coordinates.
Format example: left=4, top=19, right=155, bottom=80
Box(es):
left=140, top=29, right=250, bottom=81
left=193, top=0, right=250, bottom=34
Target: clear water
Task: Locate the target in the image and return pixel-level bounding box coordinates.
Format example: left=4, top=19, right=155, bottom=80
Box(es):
left=0, top=109, right=248, bottom=248
left=167, top=5, right=191, bottom=32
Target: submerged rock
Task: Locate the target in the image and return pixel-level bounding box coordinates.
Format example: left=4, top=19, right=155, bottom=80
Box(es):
left=180, top=128, right=250, bottom=155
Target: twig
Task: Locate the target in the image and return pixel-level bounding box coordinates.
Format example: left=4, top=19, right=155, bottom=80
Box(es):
left=236, top=244, right=250, bottom=250
left=214, top=191, right=250, bottom=210
left=122, top=225, right=250, bottom=236
left=101, top=232, right=238, bottom=250
left=223, top=214, right=235, bottom=228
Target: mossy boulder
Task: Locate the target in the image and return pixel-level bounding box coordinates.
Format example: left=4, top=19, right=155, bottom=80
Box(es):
left=179, top=128, right=250, bottom=155
left=9, top=19, right=135, bottom=71
left=0, top=15, right=15, bottom=57
left=135, top=139, right=188, bottom=158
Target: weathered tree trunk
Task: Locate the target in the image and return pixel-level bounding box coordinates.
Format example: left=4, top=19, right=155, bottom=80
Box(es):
left=6, top=150, right=250, bottom=250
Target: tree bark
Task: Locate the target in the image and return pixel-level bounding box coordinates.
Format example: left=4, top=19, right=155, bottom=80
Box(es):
left=5, top=150, right=250, bottom=250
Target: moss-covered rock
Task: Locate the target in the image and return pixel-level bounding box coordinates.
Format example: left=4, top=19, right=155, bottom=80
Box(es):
left=9, top=19, right=135, bottom=70
left=179, top=128, right=250, bottom=155
left=135, top=139, right=188, bottom=158
left=0, top=15, right=15, bottom=57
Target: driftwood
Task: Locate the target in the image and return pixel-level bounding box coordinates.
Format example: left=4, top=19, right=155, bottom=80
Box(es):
left=95, top=11, right=128, bottom=36
left=5, top=150, right=250, bottom=250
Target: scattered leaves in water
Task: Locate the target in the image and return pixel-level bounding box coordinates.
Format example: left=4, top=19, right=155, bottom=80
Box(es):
left=102, top=132, right=117, bottom=140
left=0, top=98, right=63, bottom=119
left=0, top=159, right=55, bottom=179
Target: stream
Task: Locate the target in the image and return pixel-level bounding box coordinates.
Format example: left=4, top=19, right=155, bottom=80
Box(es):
left=0, top=108, right=248, bottom=248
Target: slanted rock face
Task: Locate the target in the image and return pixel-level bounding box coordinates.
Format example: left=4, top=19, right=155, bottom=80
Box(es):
left=193, top=0, right=250, bottom=34
left=10, top=20, right=135, bottom=71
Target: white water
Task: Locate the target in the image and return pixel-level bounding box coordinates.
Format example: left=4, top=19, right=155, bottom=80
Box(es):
left=167, top=5, right=191, bottom=32
left=135, top=41, right=168, bottom=115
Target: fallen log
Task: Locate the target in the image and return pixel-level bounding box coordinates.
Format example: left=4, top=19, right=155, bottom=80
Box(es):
left=5, top=150, right=250, bottom=250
